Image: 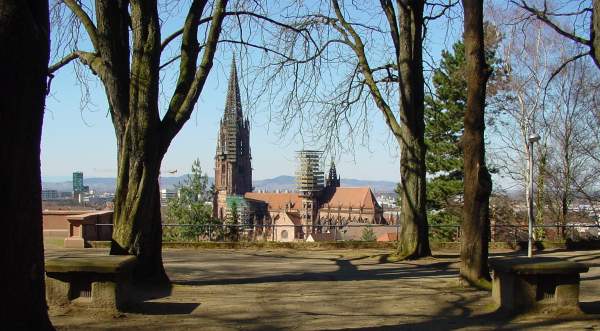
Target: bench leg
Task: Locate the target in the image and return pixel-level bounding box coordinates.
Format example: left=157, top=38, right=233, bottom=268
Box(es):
left=555, top=274, right=580, bottom=307
left=45, top=276, right=70, bottom=306
left=92, top=281, right=118, bottom=309
left=493, top=271, right=518, bottom=311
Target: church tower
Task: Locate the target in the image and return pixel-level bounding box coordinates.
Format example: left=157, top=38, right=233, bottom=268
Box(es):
left=325, top=159, right=341, bottom=188
left=213, top=58, right=252, bottom=220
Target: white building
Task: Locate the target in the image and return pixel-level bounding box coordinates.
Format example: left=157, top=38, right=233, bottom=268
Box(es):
left=160, top=189, right=179, bottom=205
left=41, top=189, right=59, bottom=201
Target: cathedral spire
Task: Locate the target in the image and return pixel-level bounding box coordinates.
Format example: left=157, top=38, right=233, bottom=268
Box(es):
left=213, top=55, right=253, bottom=220
left=224, top=56, right=242, bottom=120
left=326, top=158, right=340, bottom=188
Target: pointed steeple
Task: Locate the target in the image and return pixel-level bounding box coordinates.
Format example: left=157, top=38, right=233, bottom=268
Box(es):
left=213, top=54, right=253, bottom=207
left=326, top=158, right=340, bottom=188
left=224, top=56, right=242, bottom=121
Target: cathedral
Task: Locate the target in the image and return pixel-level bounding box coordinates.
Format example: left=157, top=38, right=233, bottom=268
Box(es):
left=213, top=59, right=385, bottom=241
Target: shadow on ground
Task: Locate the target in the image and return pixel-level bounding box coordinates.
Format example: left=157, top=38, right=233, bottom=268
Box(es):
left=170, top=255, right=455, bottom=286
left=48, top=248, right=600, bottom=330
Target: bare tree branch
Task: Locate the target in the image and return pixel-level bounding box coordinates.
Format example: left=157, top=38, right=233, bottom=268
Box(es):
left=512, top=0, right=591, bottom=46
left=48, top=51, right=79, bottom=74
left=161, top=0, right=228, bottom=144
left=63, top=0, right=100, bottom=49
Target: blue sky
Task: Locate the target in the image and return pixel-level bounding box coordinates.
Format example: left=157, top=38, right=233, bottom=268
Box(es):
left=42, top=2, right=464, bottom=182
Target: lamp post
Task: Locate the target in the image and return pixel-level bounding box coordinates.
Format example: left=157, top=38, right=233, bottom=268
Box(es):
left=527, top=133, right=540, bottom=258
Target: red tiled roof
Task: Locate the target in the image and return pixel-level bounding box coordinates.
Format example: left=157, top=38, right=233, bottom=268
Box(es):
left=244, top=192, right=302, bottom=210
left=246, top=187, right=381, bottom=211
left=321, top=187, right=380, bottom=209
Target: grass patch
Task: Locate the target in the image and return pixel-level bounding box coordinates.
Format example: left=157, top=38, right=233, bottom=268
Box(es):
left=44, top=237, right=65, bottom=249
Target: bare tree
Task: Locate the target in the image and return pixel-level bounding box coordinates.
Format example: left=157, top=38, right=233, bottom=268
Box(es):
left=511, top=0, right=599, bottom=71
left=461, top=0, right=493, bottom=285
left=489, top=3, right=600, bottom=239
left=49, top=0, right=228, bottom=283
left=0, top=0, right=54, bottom=329
left=543, top=59, right=600, bottom=238
left=48, top=1, right=311, bottom=282
left=244, top=0, right=453, bottom=258
left=486, top=6, right=556, bottom=228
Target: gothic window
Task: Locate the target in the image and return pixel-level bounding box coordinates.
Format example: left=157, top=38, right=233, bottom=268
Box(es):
left=221, top=164, right=226, bottom=185
left=281, top=230, right=288, bottom=240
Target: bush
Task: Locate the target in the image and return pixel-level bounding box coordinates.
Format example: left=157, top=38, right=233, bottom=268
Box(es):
left=360, top=226, right=377, bottom=242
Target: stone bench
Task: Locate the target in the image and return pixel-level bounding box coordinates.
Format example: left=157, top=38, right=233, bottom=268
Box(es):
left=489, top=257, right=589, bottom=313
left=45, top=255, right=136, bottom=311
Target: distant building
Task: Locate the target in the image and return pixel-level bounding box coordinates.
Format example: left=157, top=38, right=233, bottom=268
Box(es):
left=72, top=171, right=84, bottom=193
left=72, top=171, right=89, bottom=203
left=41, top=189, right=59, bottom=201
left=160, top=189, right=178, bottom=205
left=212, top=58, right=384, bottom=242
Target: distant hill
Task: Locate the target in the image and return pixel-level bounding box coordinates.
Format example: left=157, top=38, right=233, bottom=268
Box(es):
left=42, top=174, right=399, bottom=193
left=253, top=175, right=296, bottom=192
left=250, top=175, right=399, bottom=193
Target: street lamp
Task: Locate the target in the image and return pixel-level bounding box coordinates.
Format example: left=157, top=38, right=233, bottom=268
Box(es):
left=527, top=133, right=540, bottom=258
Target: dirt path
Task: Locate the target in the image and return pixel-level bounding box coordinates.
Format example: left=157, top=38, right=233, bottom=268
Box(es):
left=48, top=248, right=600, bottom=330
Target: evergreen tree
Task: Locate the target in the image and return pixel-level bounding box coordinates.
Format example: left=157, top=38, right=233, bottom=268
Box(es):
left=425, top=41, right=467, bottom=241
left=165, top=159, right=217, bottom=240
left=425, top=28, right=502, bottom=241
left=224, top=200, right=240, bottom=241
left=360, top=225, right=377, bottom=242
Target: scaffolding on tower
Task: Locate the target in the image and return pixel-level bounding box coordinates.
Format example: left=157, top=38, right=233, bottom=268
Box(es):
left=295, top=150, right=324, bottom=197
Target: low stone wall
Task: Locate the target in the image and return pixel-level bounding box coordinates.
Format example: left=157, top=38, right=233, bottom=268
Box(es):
left=43, top=210, right=113, bottom=248
left=43, top=210, right=91, bottom=239
left=64, top=211, right=113, bottom=248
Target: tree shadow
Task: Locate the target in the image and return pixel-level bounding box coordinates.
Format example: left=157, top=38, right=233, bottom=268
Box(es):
left=321, top=297, right=600, bottom=331
left=581, top=301, right=600, bottom=314
left=170, top=255, right=456, bottom=286
left=125, top=302, right=200, bottom=315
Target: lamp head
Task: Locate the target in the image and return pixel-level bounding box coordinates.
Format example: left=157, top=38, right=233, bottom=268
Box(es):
left=528, top=133, right=541, bottom=143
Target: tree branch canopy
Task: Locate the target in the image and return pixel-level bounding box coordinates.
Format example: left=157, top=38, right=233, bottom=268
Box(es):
left=512, top=1, right=591, bottom=46
left=161, top=0, right=228, bottom=145
left=330, top=0, right=401, bottom=136
left=160, top=10, right=313, bottom=51
left=63, top=0, right=100, bottom=49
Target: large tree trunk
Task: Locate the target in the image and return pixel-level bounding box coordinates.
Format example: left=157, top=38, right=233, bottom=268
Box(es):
left=54, top=0, right=226, bottom=284
left=0, top=1, right=54, bottom=329
left=109, top=0, right=168, bottom=284
left=396, top=1, right=431, bottom=259
left=110, top=134, right=167, bottom=283
left=460, top=0, right=493, bottom=285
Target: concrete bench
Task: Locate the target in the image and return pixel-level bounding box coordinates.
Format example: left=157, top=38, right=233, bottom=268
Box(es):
left=45, top=255, right=136, bottom=311
left=489, top=257, right=589, bottom=313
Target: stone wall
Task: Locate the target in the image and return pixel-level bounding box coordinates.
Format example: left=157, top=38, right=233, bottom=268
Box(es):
left=43, top=210, right=113, bottom=247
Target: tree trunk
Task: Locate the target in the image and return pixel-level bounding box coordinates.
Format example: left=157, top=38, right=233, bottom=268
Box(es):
left=53, top=0, right=227, bottom=284
left=0, top=1, right=54, bottom=329
left=593, top=0, right=600, bottom=68
left=110, top=132, right=167, bottom=283
left=108, top=0, right=168, bottom=284
left=560, top=192, right=568, bottom=240
left=396, top=0, right=431, bottom=259
left=460, top=0, right=493, bottom=285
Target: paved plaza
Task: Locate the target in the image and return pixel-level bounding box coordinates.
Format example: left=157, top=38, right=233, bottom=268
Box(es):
left=47, top=248, right=600, bottom=330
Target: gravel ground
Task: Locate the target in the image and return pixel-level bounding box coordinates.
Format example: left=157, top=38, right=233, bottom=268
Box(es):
left=47, top=247, right=600, bottom=330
